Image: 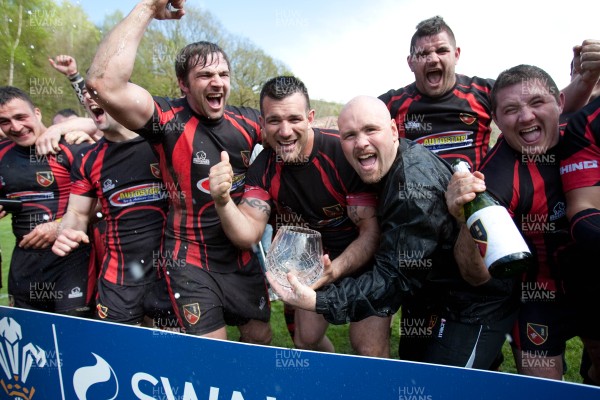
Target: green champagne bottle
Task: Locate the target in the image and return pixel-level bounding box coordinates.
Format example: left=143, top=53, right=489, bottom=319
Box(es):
left=452, top=160, right=533, bottom=278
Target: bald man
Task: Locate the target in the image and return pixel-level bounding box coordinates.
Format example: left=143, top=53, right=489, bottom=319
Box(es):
left=270, top=96, right=519, bottom=369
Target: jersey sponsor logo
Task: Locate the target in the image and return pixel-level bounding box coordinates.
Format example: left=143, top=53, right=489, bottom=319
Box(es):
left=527, top=323, right=548, bottom=345
left=102, top=179, right=116, bottom=193
left=97, top=304, right=109, bottom=319
left=0, top=317, right=47, bottom=400
left=196, top=174, right=245, bottom=194
left=108, top=184, right=164, bottom=207
left=68, top=287, right=83, bottom=299
left=7, top=191, right=54, bottom=201
left=150, top=163, right=161, bottom=179
left=559, top=160, right=599, bottom=175
left=36, top=171, right=54, bottom=187
left=459, top=113, right=477, bottom=125
left=416, top=131, right=474, bottom=153
left=469, top=219, right=488, bottom=257
left=241, top=150, right=251, bottom=167
left=183, top=303, right=201, bottom=325
left=192, top=151, right=210, bottom=165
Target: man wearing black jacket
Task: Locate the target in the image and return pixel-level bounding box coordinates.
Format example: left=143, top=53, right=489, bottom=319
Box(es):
left=270, top=96, right=518, bottom=369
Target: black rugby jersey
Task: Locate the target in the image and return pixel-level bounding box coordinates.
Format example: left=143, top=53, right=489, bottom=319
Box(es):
left=244, top=128, right=377, bottom=259
left=560, top=96, right=600, bottom=192
left=136, top=97, right=262, bottom=272
left=71, top=136, right=167, bottom=286
left=0, top=140, right=85, bottom=240
left=480, top=137, right=571, bottom=292
left=379, top=74, right=494, bottom=170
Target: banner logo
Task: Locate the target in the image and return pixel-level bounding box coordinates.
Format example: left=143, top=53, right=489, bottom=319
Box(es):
left=0, top=317, right=47, bottom=400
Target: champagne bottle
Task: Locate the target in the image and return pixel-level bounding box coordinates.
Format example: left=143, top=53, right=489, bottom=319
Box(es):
left=452, top=160, right=532, bottom=278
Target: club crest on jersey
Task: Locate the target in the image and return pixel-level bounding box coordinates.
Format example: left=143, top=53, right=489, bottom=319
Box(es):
left=0, top=317, right=47, bottom=400
left=150, top=163, right=161, bottom=179
left=469, top=219, right=488, bottom=257
left=459, top=113, right=477, bottom=125
left=192, top=151, right=210, bottom=165
left=183, top=303, right=201, bottom=325
left=96, top=303, right=109, bottom=319
left=241, top=150, right=251, bottom=167
left=527, top=323, right=548, bottom=345
left=36, top=171, right=54, bottom=187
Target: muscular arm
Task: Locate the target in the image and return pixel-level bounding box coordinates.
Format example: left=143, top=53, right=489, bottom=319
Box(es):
left=314, top=205, right=379, bottom=287
left=52, top=194, right=95, bottom=256
left=565, top=186, right=600, bottom=220
left=86, top=0, right=184, bottom=130
left=216, top=196, right=271, bottom=250
left=36, top=117, right=97, bottom=155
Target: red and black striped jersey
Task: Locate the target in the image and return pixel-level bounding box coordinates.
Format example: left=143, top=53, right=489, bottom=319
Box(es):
left=136, top=96, right=262, bottom=272
left=480, top=137, right=570, bottom=292
left=0, top=139, right=85, bottom=240
left=244, top=128, right=377, bottom=258
left=71, top=136, right=167, bottom=286
left=560, top=96, right=600, bottom=192
left=379, top=74, right=494, bottom=170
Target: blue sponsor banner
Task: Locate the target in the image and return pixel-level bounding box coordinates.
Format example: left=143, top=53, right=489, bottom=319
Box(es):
left=0, top=306, right=599, bottom=400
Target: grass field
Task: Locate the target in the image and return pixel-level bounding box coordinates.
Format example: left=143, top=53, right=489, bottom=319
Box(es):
left=0, top=217, right=585, bottom=382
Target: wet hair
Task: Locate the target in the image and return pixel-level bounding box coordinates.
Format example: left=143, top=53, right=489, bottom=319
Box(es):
left=0, top=86, right=36, bottom=110
left=491, top=64, right=560, bottom=113
left=175, top=41, right=231, bottom=86
left=53, top=108, right=78, bottom=119
left=410, top=16, right=456, bottom=54
left=259, top=76, right=310, bottom=115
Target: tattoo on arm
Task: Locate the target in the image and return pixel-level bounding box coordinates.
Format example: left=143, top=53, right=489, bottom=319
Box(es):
left=240, top=198, right=271, bottom=217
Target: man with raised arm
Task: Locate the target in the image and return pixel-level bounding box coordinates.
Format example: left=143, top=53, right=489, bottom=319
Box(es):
left=85, top=0, right=270, bottom=342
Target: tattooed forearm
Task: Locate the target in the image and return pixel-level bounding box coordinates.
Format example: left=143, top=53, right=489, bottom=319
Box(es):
left=240, top=198, right=271, bottom=217
left=347, top=206, right=376, bottom=225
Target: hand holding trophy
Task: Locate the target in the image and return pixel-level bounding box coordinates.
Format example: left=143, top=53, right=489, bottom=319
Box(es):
left=265, top=226, right=324, bottom=288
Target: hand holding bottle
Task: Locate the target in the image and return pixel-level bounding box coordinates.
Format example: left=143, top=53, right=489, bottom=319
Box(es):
left=450, top=160, right=533, bottom=278
left=445, top=169, right=487, bottom=222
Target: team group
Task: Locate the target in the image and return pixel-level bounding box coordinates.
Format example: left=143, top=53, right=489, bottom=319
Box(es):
left=1, top=0, right=600, bottom=386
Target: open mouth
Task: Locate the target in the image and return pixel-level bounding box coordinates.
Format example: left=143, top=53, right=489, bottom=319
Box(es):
left=520, top=126, right=542, bottom=144
left=358, top=153, right=377, bottom=167
left=89, top=104, right=105, bottom=118
left=426, top=70, right=443, bottom=85
left=207, top=93, right=223, bottom=109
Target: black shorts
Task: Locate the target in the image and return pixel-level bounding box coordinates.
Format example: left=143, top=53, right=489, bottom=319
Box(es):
left=512, top=298, right=600, bottom=356
left=164, top=260, right=271, bottom=335
left=399, top=296, right=517, bottom=369
left=8, top=244, right=90, bottom=314
left=95, top=277, right=175, bottom=325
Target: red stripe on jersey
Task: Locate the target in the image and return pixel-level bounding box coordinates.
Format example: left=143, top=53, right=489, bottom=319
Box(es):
left=392, top=97, right=418, bottom=138
left=585, top=106, right=600, bottom=142
left=526, top=163, right=556, bottom=290
left=269, top=162, right=283, bottom=204
left=48, top=155, right=72, bottom=219
left=244, top=185, right=271, bottom=202
left=89, top=143, right=109, bottom=204
left=508, top=160, right=520, bottom=218
left=0, top=141, right=16, bottom=158
left=313, top=152, right=346, bottom=205
left=157, top=103, right=184, bottom=125
left=347, top=192, right=378, bottom=207
left=454, top=89, right=491, bottom=169
left=224, top=112, right=255, bottom=149
left=171, top=117, right=199, bottom=266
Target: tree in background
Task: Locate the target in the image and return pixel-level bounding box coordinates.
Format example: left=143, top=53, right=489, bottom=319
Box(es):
left=0, top=0, right=336, bottom=125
